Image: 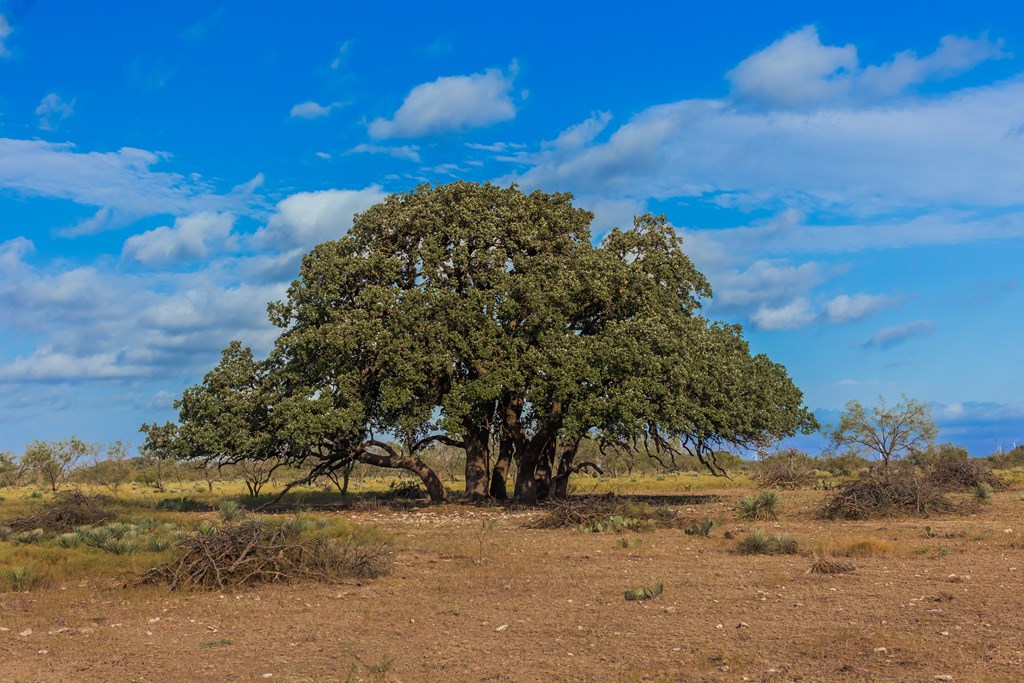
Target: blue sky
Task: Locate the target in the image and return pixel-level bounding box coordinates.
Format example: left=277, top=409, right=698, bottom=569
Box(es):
left=1, top=1, right=1022, bottom=456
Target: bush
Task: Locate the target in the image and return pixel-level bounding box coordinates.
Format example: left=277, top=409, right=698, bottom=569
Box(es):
left=736, top=490, right=781, bottom=521
left=924, top=448, right=1004, bottom=493
left=217, top=501, right=246, bottom=525
left=737, top=531, right=799, bottom=555
left=1, top=565, right=35, bottom=591
left=755, top=449, right=815, bottom=489
left=820, top=463, right=953, bottom=520
left=973, top=482, right=992, bottom=503
left=817, top=451, right=870, bottom=477
left=536, top=494, right=669, bottom=531
left=3, top=491, right=114, bottom=533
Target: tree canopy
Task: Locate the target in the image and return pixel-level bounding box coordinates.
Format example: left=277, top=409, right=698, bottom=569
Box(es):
left=827, top=394, right=937, bottom=466
left=158, top=182, right=818, bottom=503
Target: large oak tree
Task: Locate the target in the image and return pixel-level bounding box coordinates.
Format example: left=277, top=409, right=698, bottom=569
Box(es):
left=160, top=182, right=817, bottom=503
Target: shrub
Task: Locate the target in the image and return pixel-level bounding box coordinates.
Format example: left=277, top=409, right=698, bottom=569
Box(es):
left=925, top=450, right=1004, bottom=493
left=755, top=449, right=815, bottom=489
left=0, top=524, right=12, bottom=542
left=973, top=482, right=992, bottom=503
left=737, top=531, right=799, bottom=555
left=684, top=518, right=717, bottom=537
left=4, top=490, right=114, bottom=532
left=101, top=537, right=139, bottom=555
left=56, top=532, right=82, bottom=549
left=536, top=494, right=669, bottom=531
left=11, top=528, right=47, bottom=545
left=217, top=501, right=246, bottom=525
left=736, top=490, right=781, bottom=521
left=154, top=497, right=207, bottom=512
left=2, top=565, right=34, bottom=591
left=146, top=535, right=175, bottom=552
left=817, top=451, right=870, bottom=477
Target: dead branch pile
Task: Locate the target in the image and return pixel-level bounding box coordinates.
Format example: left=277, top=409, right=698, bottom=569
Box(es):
left=533, top=493, right=675, bottom=530
left=925, top=457, right=1005, bottom=493
left=819, top=463, right=954, bottom=520
left=755, top=450, right=816, bottom=489
left=807, top=555, right=855, bottom=575
left=5, top=490, right=115, bottom=532
left=141, top=520, right=390, bottom=590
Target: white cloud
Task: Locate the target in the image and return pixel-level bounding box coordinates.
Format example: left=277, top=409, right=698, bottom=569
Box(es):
left=0, top=15, right=12, bottom=57
left=727, top=26, right=1006, bottom=109
left=330, top=41, right=351, bottom=70
left=0, top=347, right=150, bottom=381
left=316, top=152, right=332, bottom=160
left=257, top=186, right=386, bottom=248
left=122, top=212, right=237, bottom=265
left=711, top=260, right=825, bottom=308
left=289, top=101, right=344, bottom=119
left=0, top=138, right=256, bottom=235
left=369, top=66, right=518, bottom=138
left=727, top=26, right=858, bottom=109
left=351, top=143, right=421, bottom=162
left=543, top=112, right=612, bottom=151
left=750, top=298, right=817, bottom=331
left=824, top=293, right=900, bottom=324
left=865, top=319, right=935, bottom=348
left=36, top=93, right=76, bottom=131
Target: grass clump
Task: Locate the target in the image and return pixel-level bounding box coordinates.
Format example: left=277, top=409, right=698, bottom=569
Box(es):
left=0, top=524, right=12, bottom=542
left=684, top=518, right=717, bottom=537
left=736, top=490, right=781, bottom=521
left=217, top=501, right=246, bottom=525
left=101, top=537, right=140, bottom=555
left=56, top=532, right=82, bottom=549
left=737, top=530, right=799, bottom=555
left=1, top=565, right=35, bottom=591
left=146, top=535, right=175, bottom=552
left=11, top=528, right=47, bottom=545
left=973, top=482, right=992, bottom=503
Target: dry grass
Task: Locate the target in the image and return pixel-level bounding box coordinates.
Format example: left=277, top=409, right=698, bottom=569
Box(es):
left=811, top=536, right=897, bottom=558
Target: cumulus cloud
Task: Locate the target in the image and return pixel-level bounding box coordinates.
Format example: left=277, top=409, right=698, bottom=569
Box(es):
left=36, top=93, right=75, bottom=131
left=0, top=138, right=256, bottom=235
left=122, top=212, right=237, bottom=265
left=351, top=143, right=421, bottom=162
left=369, top=66, right=518, bottom=138
left=711, top=260, right=825, bottom=308
left=728, top=26, right=1006, bottom=109
left=257, top=186, right=386, bottom=248
left=824, top=293, right=900, bottom=324
left=750, top=298, right=817, bottom=331
left=543, top=111, right=612, bottom=151
left=289, top=101, right=344, bottom=119
left=865, top=319, right=935, bottom=348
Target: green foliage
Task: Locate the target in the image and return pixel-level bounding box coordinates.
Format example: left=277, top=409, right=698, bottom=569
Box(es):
left=577, top=514, right=656, bottom=534
left=973, top=482, right=992, bottom=503
left=817, top=450, right=870, bottom=477
left=827, top=395, right=937, bottom=466
left=101, top=537, right=139, bottom=555
left=146, top=535, right=175, bottom=552
left=154, top=496, right=207, bottom=512
left=2, top=565, right=34, bottom=591
left=737, top=531, right=799, bottom=555
left=56, top=532, right=82, bottom=548
left=22, top=436, right=99, bottom=492
left=217, top=500, right=246, bottom=525
left=0, top=524, right=11, bottom=542
left=162, top=181, right=815, bottom=504
left=11, top=528, right=47, bottom=545
left=736, top=490, right=781, bottom=521
left=624, top=582, right=664, bottom=601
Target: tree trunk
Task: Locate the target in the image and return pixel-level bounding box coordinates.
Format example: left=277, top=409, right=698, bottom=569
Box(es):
left=489, top=437, right=514, bottom=500
left=552, top=437, right=582, bottom=499
left=357, top=442, right=448, bottom=504
left=463, top=424, right=491, bottom=502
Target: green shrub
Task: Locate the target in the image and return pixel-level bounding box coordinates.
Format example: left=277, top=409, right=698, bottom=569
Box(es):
left=684, top=518, right=717, bottom=537
left=101, top=537, right=139, bottom=555
left=973, top=482, right=992, bottom=503
left=146, top=535, right=175, bottom=552
left=11, top=528, right=46, bottom=545
left=2, top=565, right=33, bottom=591
left=0, top=524, right=12, bottom=542
left=736, top=490, right=781, bottom=521
left=737, top=531, right=799, bottom=555
left=56, top=532, right=82, bottom=548
left=217, top=501, right=246, bottom=525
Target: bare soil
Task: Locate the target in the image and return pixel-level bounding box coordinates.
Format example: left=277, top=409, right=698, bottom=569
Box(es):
left=2, top=489, right=1023, bottom=682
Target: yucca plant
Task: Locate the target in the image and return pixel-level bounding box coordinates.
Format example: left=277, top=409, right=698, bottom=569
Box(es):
left=737, top=530, right=774, bottom=554
left=146, top=535, right=174, bottom=552
left=101, top=537, right=139, bottom=555
left=56, top=532, right=82, bottom=549
left=217, top=501, right=246, bottom=525
left=2, top=565, right=33, bottom=591
left=0, top=524, right=12, bottom=542
left=195, top=520, right=219, bottom=536
left=736, top=491, right=781, bottom=521
left=12, top=528, right=46, bottom=545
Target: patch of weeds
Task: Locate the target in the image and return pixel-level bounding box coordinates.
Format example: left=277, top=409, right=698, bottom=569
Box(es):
left=56, top=532, right=82, bottom=549
left=684, top=518, right=717, bottom=537
left=624, top=582, right=664, bottom=601
left=102, top=537, right=140, bottom=555
left=200, top=638, right=234, bottom=648
left=0, top=524, right=12, bottom=542
left=616, top=538, right=643, bottom=549
left=154, top=496, right=207, bottom=512
left=736, top=491, right=781, bottom=521
left=146, top=535, right=175, bottom=552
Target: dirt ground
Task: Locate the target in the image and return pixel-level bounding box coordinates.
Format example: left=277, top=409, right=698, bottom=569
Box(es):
left=2, top=489, right=1023, bottom=682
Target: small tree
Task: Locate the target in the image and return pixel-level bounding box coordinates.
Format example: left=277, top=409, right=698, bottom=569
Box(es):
left=827, top=395, right=937, bottom=467
left=22, top=437, right=98, bottom=492
left=138, top=422, right=178, bottom=492
left=91, top=440, right=133, bottom=495
left=0, top=451, right=27, bottom=488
